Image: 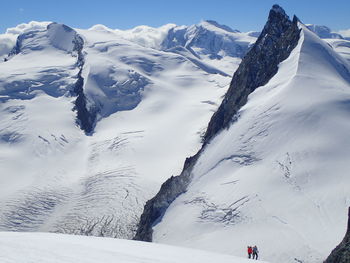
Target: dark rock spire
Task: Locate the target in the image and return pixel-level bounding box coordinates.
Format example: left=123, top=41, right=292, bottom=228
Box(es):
left=203, top=4, right=300, bottom=144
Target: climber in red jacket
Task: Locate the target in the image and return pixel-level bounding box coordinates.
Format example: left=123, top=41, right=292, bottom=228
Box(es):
left=247, top=246, right=253, bottom=258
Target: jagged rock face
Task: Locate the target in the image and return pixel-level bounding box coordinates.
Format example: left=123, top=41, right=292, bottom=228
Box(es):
left=134, top=153, right=199, bottom=241
left=324, top=207, right=350, bottom=263
left=134, top=4, right=301, bottom=242
left=203, top=4, right=301, bottom=144
left=72, top=71, right=97, bottom=135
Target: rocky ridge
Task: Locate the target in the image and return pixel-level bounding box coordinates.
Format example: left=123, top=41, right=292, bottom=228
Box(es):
left=134, top=4, right=301, bottom=241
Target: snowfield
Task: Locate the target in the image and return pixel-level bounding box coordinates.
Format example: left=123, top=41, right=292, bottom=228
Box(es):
left=152, top=24, right=350, bottom=263
left=0, top=232, right=269, bottom=263
left=0, top=21, right=254, bottom=238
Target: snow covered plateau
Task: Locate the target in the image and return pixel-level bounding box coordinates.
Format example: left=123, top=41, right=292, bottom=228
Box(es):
left=0, top=5, right=350, bottom=263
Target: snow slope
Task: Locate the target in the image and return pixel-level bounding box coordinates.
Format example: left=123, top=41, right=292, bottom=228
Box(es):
left=325, top=38, right=350, bottom=63
left=0, top=232, right=269, bottom=263
left=303, top=24, right=350, bottom=64
left=0, top=21, right=50, bottom=60
left=0, top=20, right=252, bottom=238
left=152, top=24, right=350, bottom=263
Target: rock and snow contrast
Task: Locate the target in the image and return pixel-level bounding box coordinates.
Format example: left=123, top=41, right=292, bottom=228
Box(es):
left=0, top=232, right=269, bottom=263
left=0, top=4, right=350, bottom=263
left=0, top=19, right=255, bottom=238
left=325, top=207, right=350, bottom=263
left=135, top=5, right=350, bottom=263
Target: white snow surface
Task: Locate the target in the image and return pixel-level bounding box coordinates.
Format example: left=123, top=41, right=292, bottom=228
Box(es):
left=153, top=25, right=350, bottom=263
left=0, top=20, right=250, bottom=238
left=325, top=38, right=350, bottom=63
left=0, top=21, right=51, bottom=59
left=0, top=232, right=269, bottom=263
left=337, top=29, right=350, bottom=39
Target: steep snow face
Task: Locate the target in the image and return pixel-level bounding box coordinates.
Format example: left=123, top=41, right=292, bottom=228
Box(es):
left=0, top=20, right=234, bottom=238
left=47, top=23, right=83, bottom=52
left=152, top=25, right=350, bottom=263
left=0, top=232, right=269, bottom=263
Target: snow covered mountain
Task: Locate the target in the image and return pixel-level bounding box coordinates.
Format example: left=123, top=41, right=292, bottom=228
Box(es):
left=135, top=5, right=350, bottom=263
left=0, top=20, right=255, bottom=238
left=1, top=5, right=350, bottom=263
left=306, top=24, right=344, bottom=39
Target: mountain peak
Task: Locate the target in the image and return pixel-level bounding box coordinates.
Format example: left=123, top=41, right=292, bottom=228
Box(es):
left=305, top=24, right=344, bottom=39
left=200, top=20, right=239, bottom=33
left=260, top=4, right=293, bottom=39
left=271, top=4, right=288, bottom=16
left=202, top=4, right=299, bottom=143
left=46, top=23, right=83, bottom=53
left=7, top=22, right=83, bottom=57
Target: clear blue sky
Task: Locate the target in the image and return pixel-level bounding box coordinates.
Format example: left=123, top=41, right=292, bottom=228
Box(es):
left=0, top=0, right=349, bottom=34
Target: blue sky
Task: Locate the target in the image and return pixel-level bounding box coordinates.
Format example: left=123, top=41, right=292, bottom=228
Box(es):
left=1, top=0, right=349, bottom=33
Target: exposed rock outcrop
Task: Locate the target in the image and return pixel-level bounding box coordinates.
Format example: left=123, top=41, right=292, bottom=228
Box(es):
left=70, top=30, right=97, bottom=135
left=203, top=4, right=300, bottom=144
left=324, top=207, right=350, bottom=263
left=134, top=5, right=301, bottom=241
left=72, top=69, right=97, bottom=135
left=134, top=153, right=200, bottom=241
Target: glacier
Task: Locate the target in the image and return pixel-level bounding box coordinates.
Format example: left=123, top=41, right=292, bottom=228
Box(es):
left=0, top=20, right=254, bottom=239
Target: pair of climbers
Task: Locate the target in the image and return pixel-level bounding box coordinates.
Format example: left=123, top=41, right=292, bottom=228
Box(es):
left=247, top=245, right=259, bottom=260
